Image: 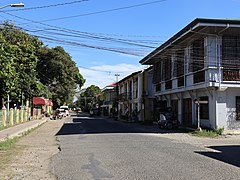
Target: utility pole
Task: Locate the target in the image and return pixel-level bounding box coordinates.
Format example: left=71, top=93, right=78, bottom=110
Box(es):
left=114, top=74, right=120, bottom=82
left=195, top=98, right=208, bottom=131
left=114, top=74, right=120, bottom=120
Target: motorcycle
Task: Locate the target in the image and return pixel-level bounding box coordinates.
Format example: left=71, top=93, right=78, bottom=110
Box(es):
left=50, top=110, right=63, bottom=120
left=157, top=108, right=179, bottom=130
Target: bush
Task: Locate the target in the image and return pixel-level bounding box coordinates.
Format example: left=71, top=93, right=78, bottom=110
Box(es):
left=215, top=127, right=224, bottom=135
left=191, top=129, right=219, bottom=138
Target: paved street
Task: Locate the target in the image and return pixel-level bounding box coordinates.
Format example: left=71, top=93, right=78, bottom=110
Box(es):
left=51, top=114, right=240, bottom=180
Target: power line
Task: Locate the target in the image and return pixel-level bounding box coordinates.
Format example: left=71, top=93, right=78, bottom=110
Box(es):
left=78, top=65, right=143, bottom=74
left=18, top=0, right=167, bottom=23
left=2, top=13, right=156, bottom=56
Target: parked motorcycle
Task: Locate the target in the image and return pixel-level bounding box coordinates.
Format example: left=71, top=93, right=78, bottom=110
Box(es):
left=50, top=110, right=63, bottom=120
left=157, top=107, right=179, bottom=130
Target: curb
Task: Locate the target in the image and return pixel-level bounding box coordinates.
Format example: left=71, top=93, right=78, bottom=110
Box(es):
left=0, top=119, right=48, bottom=142
left=223, top=130, right=240, bottom=135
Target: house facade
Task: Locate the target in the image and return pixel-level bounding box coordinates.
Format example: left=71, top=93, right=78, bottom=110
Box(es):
left=101, top=83, right=117, bottom=116
left=140, top=18, right=240, bottom=130
left=118, top=71, right=143, bottom=121
left=141, top=67, right=155, bottom=123
left=117, top=68, right=154, bottom=122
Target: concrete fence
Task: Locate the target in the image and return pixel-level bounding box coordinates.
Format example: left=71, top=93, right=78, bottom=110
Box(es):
left=0, top=108, right=42, bottom=129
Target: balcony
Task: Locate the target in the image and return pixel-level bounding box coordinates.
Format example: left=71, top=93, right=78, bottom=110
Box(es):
left=223, top=69, right=240, bottom=81
left=127, top=92, right=132, bottom=100
left=118, top=92, right=127, bottom=101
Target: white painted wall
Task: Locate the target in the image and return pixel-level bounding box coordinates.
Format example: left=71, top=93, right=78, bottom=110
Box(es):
left=225, top=88, right=240, bottom=130
left=216, top=90, right=227, bottom=129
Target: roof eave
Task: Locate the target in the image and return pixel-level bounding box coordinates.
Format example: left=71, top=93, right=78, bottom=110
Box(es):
left=139, top=18, right=240, bottom=65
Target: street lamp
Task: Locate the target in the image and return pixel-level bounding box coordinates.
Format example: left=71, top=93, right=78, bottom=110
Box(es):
left=0, top=3, right=24, bottom=9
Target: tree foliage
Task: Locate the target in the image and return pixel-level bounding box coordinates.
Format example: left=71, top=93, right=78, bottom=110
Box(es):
left=82, top=85, right=101, bottom=97
left=37, top=46, right=85, bottom=108
left=0, top=22, right=85, bottom=108
left=0, top=22, right=44, bottom=104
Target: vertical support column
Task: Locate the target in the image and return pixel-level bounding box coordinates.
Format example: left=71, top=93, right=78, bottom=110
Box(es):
left=196, top=99, right=201, bottom=131
left=217, top=36, right=222, bottom=88
left=131, top=79, right=134, bottom=111
left=137, top=74, right=141, bottom=111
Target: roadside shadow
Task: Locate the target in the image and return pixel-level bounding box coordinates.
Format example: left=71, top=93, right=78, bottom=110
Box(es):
left=195, top=145, right=240, bottom=168
left=55, top=116, right=182, bottom=136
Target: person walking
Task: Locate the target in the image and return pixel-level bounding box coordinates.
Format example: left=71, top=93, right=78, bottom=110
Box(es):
left=125, top=106, right=129, bottom=121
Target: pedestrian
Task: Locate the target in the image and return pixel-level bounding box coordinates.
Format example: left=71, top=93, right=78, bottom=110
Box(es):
left=125, top=106, right=129, bottom=121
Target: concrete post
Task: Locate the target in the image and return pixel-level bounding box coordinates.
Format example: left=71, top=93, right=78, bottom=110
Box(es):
left=24, top=108, right=27, bottom=122
left=10, top=108, right=14, bottom=126
left=28, top=107, right=31, bottom=120
left=2, top=108, right=7, bottom=127
left=20, top=108, right=24, bottom=123
left=16, top=109, right=19, bottom=124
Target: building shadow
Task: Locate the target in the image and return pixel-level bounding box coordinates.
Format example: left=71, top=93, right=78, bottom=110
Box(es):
left=195, top=145, right=240, bottom=168
left=55, top=116, right=183, bottom=136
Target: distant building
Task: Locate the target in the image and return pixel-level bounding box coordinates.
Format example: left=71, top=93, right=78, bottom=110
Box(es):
left=117, top=68, right=154, bottom=123
left=101, top=83, right=117, bottom=116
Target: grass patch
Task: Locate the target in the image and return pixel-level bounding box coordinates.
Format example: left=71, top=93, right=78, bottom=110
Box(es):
left=0, top=122, right=44, bottom=177
left=191, top=129, right=218, bottom=138
left=0, top=137, right=23, bottom=175
left=0, top=137, right=18, bottom=151
left=190, top=128, right=224, bottom=138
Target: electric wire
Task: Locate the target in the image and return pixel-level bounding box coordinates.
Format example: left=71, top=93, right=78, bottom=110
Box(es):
left=1, top=14, right=240, bottom=69
left=30, top=0, right=167, bottom=23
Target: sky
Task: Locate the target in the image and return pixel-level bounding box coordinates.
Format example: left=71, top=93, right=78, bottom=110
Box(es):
left=1, top=0, right=240, bottom=89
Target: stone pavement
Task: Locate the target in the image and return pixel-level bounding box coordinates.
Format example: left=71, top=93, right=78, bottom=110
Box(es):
left=0, top=119, right=48, bottom=142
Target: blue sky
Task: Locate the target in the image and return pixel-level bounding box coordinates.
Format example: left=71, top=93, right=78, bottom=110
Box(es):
left=1, top=0, right=240, bottom=88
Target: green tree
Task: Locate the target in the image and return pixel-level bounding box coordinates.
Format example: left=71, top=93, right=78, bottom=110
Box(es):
left=78, top=85, right=101, bottom=110
left=0, top=22, right=44, bottom=106
left=83, top=85, right=101, bottom=97
left=37, top=46, right=85, bottom=109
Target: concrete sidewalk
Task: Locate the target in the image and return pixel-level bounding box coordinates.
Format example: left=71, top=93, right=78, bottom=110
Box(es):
left=0, top=119, right=48, bottom=142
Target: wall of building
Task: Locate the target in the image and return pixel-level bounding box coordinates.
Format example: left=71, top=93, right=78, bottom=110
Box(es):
left=225, top=88, right=240, bottom=130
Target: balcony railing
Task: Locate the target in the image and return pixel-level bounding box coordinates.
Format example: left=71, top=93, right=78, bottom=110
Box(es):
left=193, top=70, right=205, bottom=83
left=118, top=93, right=127, bottom=101
left=223, top=69, right=240, bottom=81
left=177, top=76, right=184, bottom=87
left=155, top=83, right=161, bottom=92
left=165, top=80, right=172, bottom=90
left=118, top=92, right=134, bottom=101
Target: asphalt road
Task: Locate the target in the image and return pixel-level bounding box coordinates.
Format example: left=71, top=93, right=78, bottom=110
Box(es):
left=51, top=114, right=240, bottom=180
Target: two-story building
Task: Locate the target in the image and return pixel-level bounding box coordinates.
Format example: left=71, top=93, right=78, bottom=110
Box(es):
left=101, top=83, right=117, bottom=116
left=140, top=18, right=240, bottom=131
left=118, top=71, right=143, bottom=121
left=117, top=67, right=154, bottom=122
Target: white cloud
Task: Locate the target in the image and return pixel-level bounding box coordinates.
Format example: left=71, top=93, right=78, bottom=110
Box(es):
left=79, top=63, right=145, bottom=89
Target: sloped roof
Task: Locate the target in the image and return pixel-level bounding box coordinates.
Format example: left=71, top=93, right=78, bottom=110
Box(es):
left=117, top=70, right=143, bottom=84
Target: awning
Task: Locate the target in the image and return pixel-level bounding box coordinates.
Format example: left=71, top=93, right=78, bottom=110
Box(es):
left=33, top=97, right=48, bottom=105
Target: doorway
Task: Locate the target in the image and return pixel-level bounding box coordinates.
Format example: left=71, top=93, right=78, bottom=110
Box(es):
left=183, top=98, right=192, bottom=126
